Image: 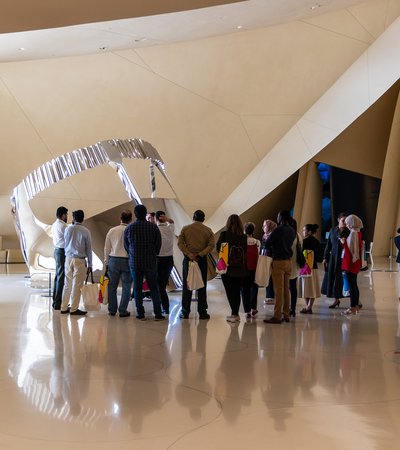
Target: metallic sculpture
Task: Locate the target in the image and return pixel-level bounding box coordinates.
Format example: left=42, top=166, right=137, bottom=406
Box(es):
left=11, top=138, right=183, bottom=287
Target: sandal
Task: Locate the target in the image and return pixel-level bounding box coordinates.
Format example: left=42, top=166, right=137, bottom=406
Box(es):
left=342, top=308, right=356, bottom=316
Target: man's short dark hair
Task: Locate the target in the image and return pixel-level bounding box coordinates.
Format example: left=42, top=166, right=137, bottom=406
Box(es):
left=72, top=210, right=84, bottom=223
left=134, top=204, right=147, bottom=220
left=155, top=210, right=165, bottom=220
left=56, top=206, right=68, bottom=219
left=120, top=209, right=132, bottom=224
left=193, top=210, right=205, bottom=222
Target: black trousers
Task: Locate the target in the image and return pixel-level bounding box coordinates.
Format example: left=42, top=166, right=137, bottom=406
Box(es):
left=157, top=255, right=174, bottom=313
left=242, top=270, right=258, bottom=312
left=181, top=256, right=208, bottom=315
left=53, top=247, right=65, bottom=308
left=222, top=275, right=243, bottom=316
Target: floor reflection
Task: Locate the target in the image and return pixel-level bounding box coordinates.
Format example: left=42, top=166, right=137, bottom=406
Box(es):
left=1, top=263, right=400, bottom=448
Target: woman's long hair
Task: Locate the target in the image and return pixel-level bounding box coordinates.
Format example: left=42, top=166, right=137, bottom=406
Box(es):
left=226, top=214, right=244, bottom=236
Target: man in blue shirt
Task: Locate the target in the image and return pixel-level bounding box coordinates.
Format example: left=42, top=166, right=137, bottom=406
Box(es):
left=124, top=204, right=164, bottom=321
left=61, top=210, right=92, bottom=316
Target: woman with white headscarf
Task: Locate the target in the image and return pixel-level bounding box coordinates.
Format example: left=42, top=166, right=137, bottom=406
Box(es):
left=340, top=214, right=363, bottom=315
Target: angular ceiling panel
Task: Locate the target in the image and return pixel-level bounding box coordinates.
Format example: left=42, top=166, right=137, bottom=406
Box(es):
left=302, top=9, right=375, bottom=43
left=240, top=115, right=300, bottom=160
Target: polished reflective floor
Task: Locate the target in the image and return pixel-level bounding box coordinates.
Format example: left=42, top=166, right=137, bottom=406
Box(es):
left=1, top=259, right=400, bottom=449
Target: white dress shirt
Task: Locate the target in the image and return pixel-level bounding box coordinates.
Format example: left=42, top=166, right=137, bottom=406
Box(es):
left=158, top=223, right=175, bottom=257
left=104, top=223, right=129, bottom=263
left=51, top=219, right=68, bottom=248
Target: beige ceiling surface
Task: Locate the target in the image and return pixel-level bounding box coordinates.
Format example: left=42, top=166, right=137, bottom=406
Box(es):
left=1, top=0, right=399, bottom=237
left=0, top=0, right=244, bottom=33
left=0, top=0, right=371, bottom=62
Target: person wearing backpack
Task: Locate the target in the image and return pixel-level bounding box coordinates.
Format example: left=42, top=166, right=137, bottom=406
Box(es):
left=217, top=214, right=248, bottom=323
left=242, top=222, right=261, bottom=319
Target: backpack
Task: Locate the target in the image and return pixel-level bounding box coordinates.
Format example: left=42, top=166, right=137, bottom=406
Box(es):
left=246, top=243, right=259, bottom=270
left=228, top=245, right=245, bottom=268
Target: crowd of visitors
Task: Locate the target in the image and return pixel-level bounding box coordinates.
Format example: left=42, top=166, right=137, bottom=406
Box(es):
left=51, top=204, right=368, bottom=322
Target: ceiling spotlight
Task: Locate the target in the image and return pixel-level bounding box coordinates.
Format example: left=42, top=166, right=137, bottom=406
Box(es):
left=99, top=46, right=108, bottom=50
left=18, top=47, right=25, bottom=51
left=310, top=4, right=321, bottom=10
left=236, top=25, right=243, bottom=29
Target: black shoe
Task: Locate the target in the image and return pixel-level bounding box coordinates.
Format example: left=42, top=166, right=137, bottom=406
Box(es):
left=53, top=304, right=61, bottom=310
left=108, top=312, right=116, bottom=316
left=179, top=312, right=189, bottom=319
left=289, top=310, right=296, bottom=317
left=282, top=317, right=290, bottom=323
left=154, top=315, right=166, bottom=321
left=60, top=307, right=70, bottom=314
left=70, top=309, right=87, bottom=316
left=199, top=313, right=210, bottom=320
left=119, top=312, right=130, bottom=317
left=328, top=300, right=340, bottom=309
left=263, top=317, right=282, bottom=324
left=136, top=315, right=146, bottom=321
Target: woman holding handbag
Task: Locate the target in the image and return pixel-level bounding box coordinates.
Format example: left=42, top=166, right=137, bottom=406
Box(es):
left=299, top=224, right=321, bottom=314
left=217, top=214, right=248, bottom=323
left=341, top=214, right=363, bottom=315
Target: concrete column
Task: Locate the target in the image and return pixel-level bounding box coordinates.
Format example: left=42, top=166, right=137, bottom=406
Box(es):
left=373, top=91, right=400, bottom=256
left=293, top=161, right=322, bottom=239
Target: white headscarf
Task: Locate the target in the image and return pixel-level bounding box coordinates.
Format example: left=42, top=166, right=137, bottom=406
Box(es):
left=345, top=214, right=363, bottom=262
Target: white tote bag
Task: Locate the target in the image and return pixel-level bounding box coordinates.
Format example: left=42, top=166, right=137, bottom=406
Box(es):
left=187, top=261, right=205, bottom=291
left=254, top=254, right=272, bottom=287
left=81, top=272, right=101, bottom=311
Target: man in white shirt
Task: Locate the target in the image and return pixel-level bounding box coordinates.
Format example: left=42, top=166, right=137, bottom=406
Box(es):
left=156, top=210, right=175, bottom=315
left=61, top=210, right=92, bottom=316
left=51, top=206, right=68, bottom=310
left=104, top=210, right=133, bottom=317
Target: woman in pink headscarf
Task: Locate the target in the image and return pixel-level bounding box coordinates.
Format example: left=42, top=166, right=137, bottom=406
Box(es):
left=340, top=214, right=363, bottom=315
left=261, top=219, right=277, bottom=304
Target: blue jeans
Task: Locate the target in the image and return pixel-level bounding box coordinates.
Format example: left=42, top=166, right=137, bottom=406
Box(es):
left=157, top=255, right=174, bottom=313
left=108, top=257, right=132, bottom=314
left=131, top=268, right=162, bottom=317
left=53, top=247, right=65, bottom=308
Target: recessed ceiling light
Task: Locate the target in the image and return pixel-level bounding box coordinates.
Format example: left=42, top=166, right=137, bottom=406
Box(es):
left=134, top=38, right=147, bottom=42
left=310, top=4, right=321, bottom=10
left=236, top=25, right=243, bottom=29
left=18, top=47, right=25, bottom=51
left=99, top=46, right=108, bottom=50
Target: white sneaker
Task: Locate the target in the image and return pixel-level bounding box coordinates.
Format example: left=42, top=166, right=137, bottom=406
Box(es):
left=226, top=315, right=240, bottom=323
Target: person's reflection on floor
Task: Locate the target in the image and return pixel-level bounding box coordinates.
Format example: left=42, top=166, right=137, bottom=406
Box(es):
left=59, top=316, right=90, bottom=417
left=118, top=325, right=166, bottom=434
left=259, top=324, right=297, bottom=431
left=175, top=320, right=211, bottom=420
left=214, top=323, right=254, bottom=424
left=295, top=318, right=317, bottom=401
left=49, top=313, right=65, bottom=409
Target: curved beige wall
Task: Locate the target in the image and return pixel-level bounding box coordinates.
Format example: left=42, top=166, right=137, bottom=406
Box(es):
left=0, top=0, right=399, bottom=246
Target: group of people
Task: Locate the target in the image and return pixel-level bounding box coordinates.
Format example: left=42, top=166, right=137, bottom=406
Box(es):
left=51, top=205, right=175, bottom=320
left=216, top=210, right=365, bottom=323
left=51, top=203, right=365, bottom=322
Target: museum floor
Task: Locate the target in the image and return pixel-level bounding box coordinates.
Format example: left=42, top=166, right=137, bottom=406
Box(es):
left=0, top=259, right=399, bottom=450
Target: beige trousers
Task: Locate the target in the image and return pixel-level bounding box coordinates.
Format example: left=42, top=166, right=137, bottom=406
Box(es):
left=61, top=257, right=86, bottom=312
left=271, top=259, right=292, bottom=320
